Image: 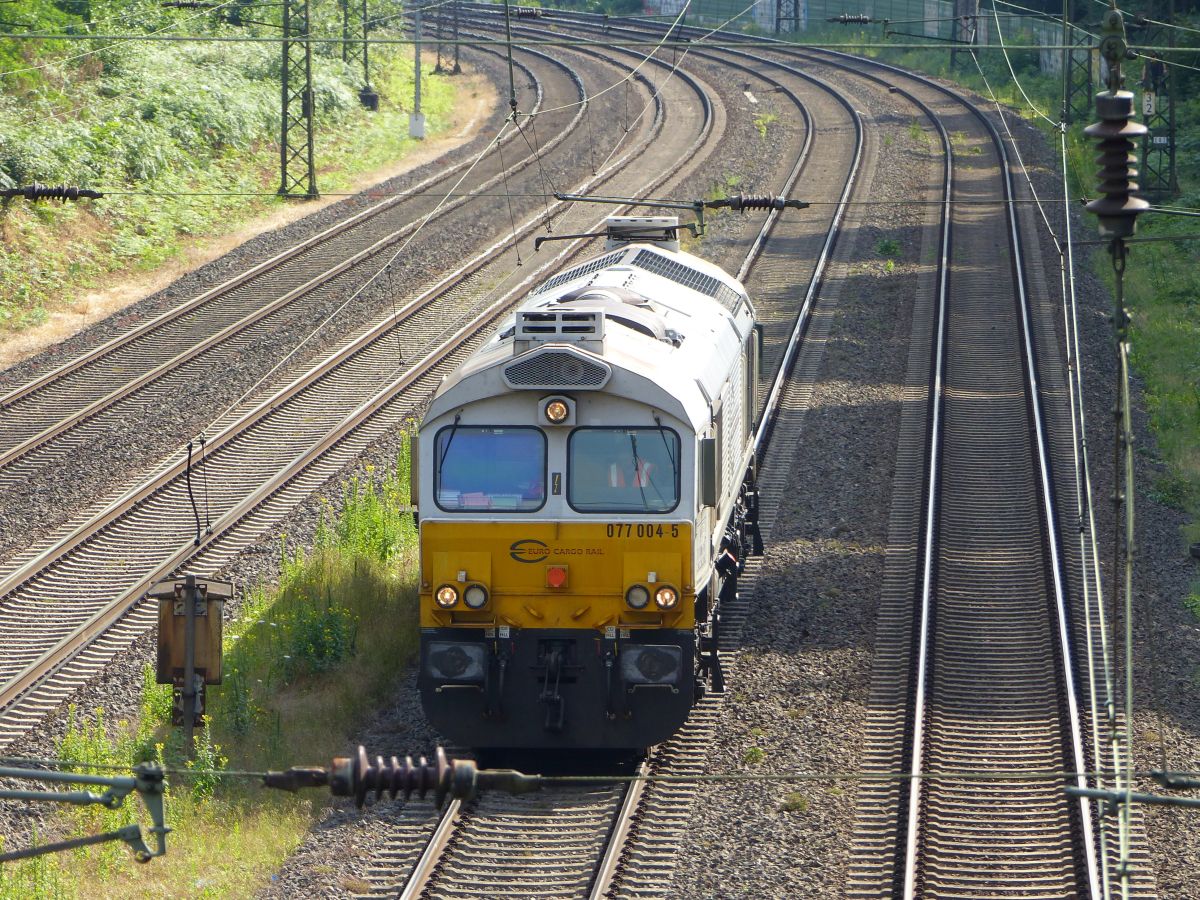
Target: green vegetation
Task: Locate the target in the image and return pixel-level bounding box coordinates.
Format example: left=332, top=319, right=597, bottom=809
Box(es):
left=753, top=110, right=778, bottom=140
left=1, top=1, right=457, bottom=332
left=706, top=172, right=744, bottom=202
left=875, top=238, right=900, bottom=258
left=0, top=452, right=420, bottom=897
left=778, top=791, right=808, bottom=813
left=742, top=746, right=766, bottom=765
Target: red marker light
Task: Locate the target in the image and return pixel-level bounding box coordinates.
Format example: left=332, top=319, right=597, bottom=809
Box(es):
left=546, top=565, right=569, bottom=588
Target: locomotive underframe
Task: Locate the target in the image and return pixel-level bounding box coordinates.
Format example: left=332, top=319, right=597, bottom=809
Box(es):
left=418, top=626, right=696, bottom=750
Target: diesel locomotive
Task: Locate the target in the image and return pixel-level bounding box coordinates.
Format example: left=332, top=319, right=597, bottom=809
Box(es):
left=413, top=215, right=763, bottom=750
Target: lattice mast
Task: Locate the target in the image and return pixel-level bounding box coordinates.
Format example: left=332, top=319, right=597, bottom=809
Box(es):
left=280, top=0, right=317, bottom=198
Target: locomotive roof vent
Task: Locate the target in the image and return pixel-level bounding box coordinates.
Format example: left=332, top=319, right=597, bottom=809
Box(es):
left=503, top=346, right=612, bottom=391
left=513, top=308, right=605, bottom=350
left=605, top=215, right=680, bottom=253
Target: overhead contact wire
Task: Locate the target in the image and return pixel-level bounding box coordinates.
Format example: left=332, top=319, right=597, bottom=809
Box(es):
left=190, top=118, right=514, bottom=445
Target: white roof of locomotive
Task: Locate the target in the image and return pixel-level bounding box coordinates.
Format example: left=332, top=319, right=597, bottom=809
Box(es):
left=425, top=243, right=755, bottom=430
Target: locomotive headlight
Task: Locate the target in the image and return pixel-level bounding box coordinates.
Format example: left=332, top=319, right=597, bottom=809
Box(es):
left=654, top=585, right=679, bottom=610
left=544, top=399, right=570, bottom=424
left=463, top=583, right=489, bottom=609
left=435, top=584, right=459, bottom=608
left=625, top=584, right=650, bottom=610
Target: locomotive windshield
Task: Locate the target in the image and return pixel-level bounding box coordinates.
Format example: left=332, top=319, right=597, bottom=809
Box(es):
left=568, top=427, right=680, bottom=513
left=435, top=426, right=546, bottom=512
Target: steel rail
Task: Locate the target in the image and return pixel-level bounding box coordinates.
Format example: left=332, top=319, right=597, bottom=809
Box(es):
left=769, top=45, right=1100, bottom=899
left=0, top=48, right=583, bottom=472
left=0, top=53, right=686, bottom=736
left=397, top=799, right=463, bottom=900
left=586, top=761, right=649, bottom=900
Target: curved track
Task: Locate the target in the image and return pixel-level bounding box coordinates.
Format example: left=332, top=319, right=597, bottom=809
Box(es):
left=0, top=49, right=562, bottom=474
left=0, top=38, right=711, bottom=748
left=0, top=11, right=1149, bottom=898
left=352, top=15, right=870, bottom=898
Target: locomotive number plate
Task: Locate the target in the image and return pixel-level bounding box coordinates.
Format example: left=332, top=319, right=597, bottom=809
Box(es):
left=605, top=523, right=681, bottom=538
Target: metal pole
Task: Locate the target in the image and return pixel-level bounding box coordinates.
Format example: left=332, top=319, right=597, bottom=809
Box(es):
left=453, top=0, right=460, bottom=73
left=362, top=0, right=371, bottom=88
left=182, top=574, right=197, bottom=757
left=279, top=0, right=290, bottom=194
left=341, top=0, right=350, bottom=62
left=1061, top=0, right=1070, bottom=122
left=1166, top=0, right=1178, bottom=195
left=435, top=1, right=444, bottom=73
left=303, top=0, right=316, bottom=197
left=410, top=3, right=425, bottom=137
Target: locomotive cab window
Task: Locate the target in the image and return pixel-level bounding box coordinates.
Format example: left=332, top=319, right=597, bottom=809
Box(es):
left=568, top=427, right=680, bottom=513
left=435, top=426, right=546, bottom=512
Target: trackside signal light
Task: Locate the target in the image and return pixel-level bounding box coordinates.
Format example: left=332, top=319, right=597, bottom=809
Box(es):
left=435, top=585, right=459, bottom=608
left=654, top=586, right=679, bottom=610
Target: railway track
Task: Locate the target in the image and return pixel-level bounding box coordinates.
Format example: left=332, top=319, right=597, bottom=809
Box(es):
left=0, top=49, right=559, bottom=475
left=759, top=48, right=1152, bottom=899
left=421, top=13, right=1147, bottom=897
left=347, top=15, right=870, bottom=897
left=0, top=12, right=1151, bottom=897
left=0, top=40, right=715, bottom=748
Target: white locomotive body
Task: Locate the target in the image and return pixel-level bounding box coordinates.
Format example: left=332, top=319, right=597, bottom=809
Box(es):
left=414, top=216, right=762, bottom=749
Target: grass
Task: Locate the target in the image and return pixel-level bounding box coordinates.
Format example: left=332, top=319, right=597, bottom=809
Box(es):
left=1, top=452, right=421, bottom=897
left=753, top=111, right=778, bottom=140
left=742, top=746, right=766, bottom=765
left=875, top=238, right=901, bottom=258
left=0, top=39, right=458, bottom=334
left=778, top=792, right=808, bottom=813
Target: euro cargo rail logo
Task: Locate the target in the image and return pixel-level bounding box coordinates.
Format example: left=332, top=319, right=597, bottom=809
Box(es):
left=510, top=539, right=550, bottom=563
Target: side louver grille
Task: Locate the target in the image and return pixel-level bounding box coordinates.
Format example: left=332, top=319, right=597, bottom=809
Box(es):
left=503, top=350, right=611, bottom=390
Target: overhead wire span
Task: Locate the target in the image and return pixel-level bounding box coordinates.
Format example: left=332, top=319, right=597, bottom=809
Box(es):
left=91, top=188, right=1153, bottom=210
left=513, top=114, right=558, bottom=232
left=3, top=31, right=1199, bottom=52
left=523, top=0, right=695, bottom=117
left=987, top=0, right=1058, bottom=126
left=564, top=0, right=768, bottom=185
left=1086, top=0, right=1200, bottom=35
left=1058, top=120, right=1123, bottom=900
left=965, top=47, right=1060, bottom=247
left=991, top=0, right=1096, bottom=36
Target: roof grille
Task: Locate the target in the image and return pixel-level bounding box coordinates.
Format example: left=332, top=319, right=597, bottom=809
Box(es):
left=503, top=349, right=611, bottom=390
left=514, top=309, right=604, bottom=342
left=631, top=249, right=742, bottom=312
left=533, top=250, right=626, bottom=295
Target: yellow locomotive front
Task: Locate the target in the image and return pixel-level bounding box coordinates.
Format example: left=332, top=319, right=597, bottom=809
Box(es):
left=414, top=229, right=758, bottom=751
left=416, top=407, right=700, bottom=750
